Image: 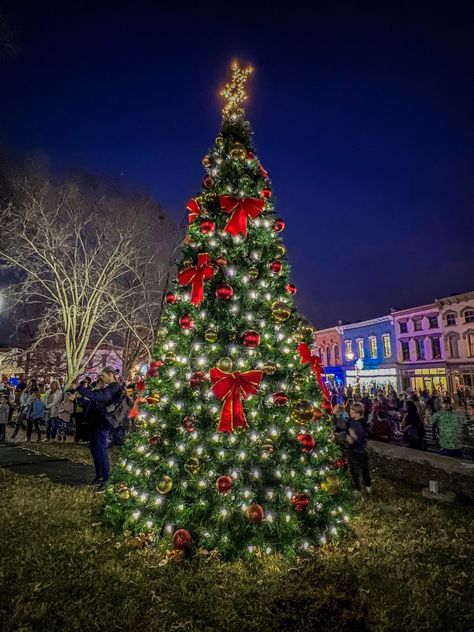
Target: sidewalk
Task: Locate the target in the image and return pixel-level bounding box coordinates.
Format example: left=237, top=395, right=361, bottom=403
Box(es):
left=0, top=443, right=94, bottom=485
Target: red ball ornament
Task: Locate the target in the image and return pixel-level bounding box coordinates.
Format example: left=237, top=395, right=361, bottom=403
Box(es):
left=215, top=255, right=228, bottom=268
left=147, top=361, right=163, bottom=378
left=215, top=284, right=234, bottom=301
left=247, top=503, right=264, bottom=523
left=274, top=218, right=286, bottom=232
left=246, top=151, right=255, bottom=160
left=260, top=187, right=272, bottom=198
left=291, top=493, right=310, bottom=512
left=149, top=435, right=159, bottom=447
left=189, top=371, right=207, bottom=389
left=203, top=175, right=214, bottom=189
left=273, top=391, right=288, bottom=406
left=199, top=219, right=216, bottom=234
left=173, top=529, right=192, bottom=550
left=179, top=314, right=194, bottom=329
left=182, top=416, right=196, bottom=432
left=135, top=379, right=145, bottom=392
left=335, top=456, right=349, bottom=469
left=285, top=283, right=297, bottom=295
left=242, top=330, right=261, bottom=348
left=270, top=260, right=283, bottom=274
left=165, top=292, right=178, bottom=305
left=216, top=475, right=233, bottom=494
left=297, top=433, right=316, bottom=453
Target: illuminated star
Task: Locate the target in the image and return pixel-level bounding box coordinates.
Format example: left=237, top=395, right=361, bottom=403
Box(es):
left=220, top=59, right=254, bottom=119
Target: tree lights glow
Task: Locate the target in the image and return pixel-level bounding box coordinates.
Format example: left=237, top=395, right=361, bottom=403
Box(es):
left=105, top=61, right=351, bottom=560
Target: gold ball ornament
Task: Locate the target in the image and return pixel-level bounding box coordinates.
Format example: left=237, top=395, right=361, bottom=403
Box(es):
left=156, top=475, right=173, bottom=494
left=217, top=357, right=233, bottom=372
left=117, top=484, right=131, bottom=500
left=147, top=391, right=161, bottom=405
left=271, top=301, right=291, bottom=322
left=164, top=351, right=177, bottom=363
left=181, top=259, right=193, bottom=270
left=261, top=438, right=274, bottom=453
left=248, top=266, right=259, bottom=280
left=298, top=320, right=314, bottom=338
left=275, top=244, right=287, bottom=258
left=185, top=457, right=200, bottom=474
left=293, top=375, right=306, bottom=388
left=205, top=328, right=218, bottom=343
left=230, top=147, right=246, bottom=160
left=202, top=154, right=211, bottom=167
left=203, top=191, right=217, bottom=202
left=321, top=476, right=341, bottom=495
left=262, top=361, right=277, bottom=375
left=215, top=135, right=225, bottom=148
left=290, top=399, right=315, bottom=424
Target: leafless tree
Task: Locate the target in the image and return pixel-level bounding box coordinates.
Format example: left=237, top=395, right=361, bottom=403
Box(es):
left=0, top=165, right=180, bottom=385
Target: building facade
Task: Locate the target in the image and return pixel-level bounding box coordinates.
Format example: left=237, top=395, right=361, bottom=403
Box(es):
left=340, top=316, right=398, bottom=391
left=437, top=291, right=474, bottom=394
left=314, top=326, right=344, bottom=386
left=391, top=303, right=448, bottom=393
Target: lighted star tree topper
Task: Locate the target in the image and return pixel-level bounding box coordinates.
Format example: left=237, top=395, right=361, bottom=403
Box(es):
left=105, top=60, right=351, bottom=560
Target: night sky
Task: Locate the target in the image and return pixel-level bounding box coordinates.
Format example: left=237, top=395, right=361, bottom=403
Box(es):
left=1, top=1, right=473, bottom=329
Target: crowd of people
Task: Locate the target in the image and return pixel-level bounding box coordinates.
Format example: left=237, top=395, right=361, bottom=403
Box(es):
left=0, top=368, right=131, bottom=492
left=1, top=372, right=473, bottom=496
left=329, top=384, right=474, bottom=458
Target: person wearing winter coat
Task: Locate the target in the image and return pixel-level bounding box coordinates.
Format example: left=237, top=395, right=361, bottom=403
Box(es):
left=26, top=390, right=44, bottom=442
left=12, top=379, right=38, bottom=439
left=44, top=380, right=62, bottom=441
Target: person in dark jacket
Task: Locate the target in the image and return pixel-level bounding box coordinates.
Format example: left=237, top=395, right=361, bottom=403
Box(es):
left=402, top=400, right=425, bottom=450
left=346, top=402, right=372, bottom=494
left=75, top=367, right=122, bottom=491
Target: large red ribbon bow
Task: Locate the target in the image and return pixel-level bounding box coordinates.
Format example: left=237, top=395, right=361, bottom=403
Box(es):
left=210, top=367, right=263, bottom=432
left=177, top=253, right=214, bottom=305
left=186, top=198, right=200, bottom=224
left=218, top=196, right=265, bottom=236
left=297, top=342, right=330, bottom=403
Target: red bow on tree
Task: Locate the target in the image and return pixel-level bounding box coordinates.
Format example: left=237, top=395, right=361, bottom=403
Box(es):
left=297, top=342, right=330, bottom=404
left=258, top=162, right=268, bottom=179
left=177, top=253, right=215, bottom=305
left=186, top=198, right=201, bottom=224
left=128, top=397, right=147, bottom=419
left=210, top=367, right=263, bottom=433
left=218, top=196, right=265, bottom=236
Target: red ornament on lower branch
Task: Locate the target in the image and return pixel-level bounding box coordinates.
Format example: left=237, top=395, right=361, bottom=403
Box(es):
left=285, top=283, right=297, bottom=295
left=189, top=371, right=207, bottom=389
left=291, top=493, right=310, bottom=512
left=199, top=219, right=216, bottom=234
left=216, top=475, right=233, bottom=494
left=297, top=433, right=315, bottom=453
left=274, top=218, right=285, bottom=232
left=182, top=416, right=196, bottom=432
left=260, top=187, right=272, bottom=198
left=147, top=361, right=163, bottom=378
left=173, top=529, right=192, bottom=550
left=246, top=503, right=264, bottom=523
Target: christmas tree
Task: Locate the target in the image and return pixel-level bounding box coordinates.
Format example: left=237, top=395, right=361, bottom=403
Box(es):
left=106, top=61, right=351, bottom=559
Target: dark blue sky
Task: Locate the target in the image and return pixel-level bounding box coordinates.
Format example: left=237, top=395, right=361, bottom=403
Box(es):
left=1, top=1, right=473, bottom=328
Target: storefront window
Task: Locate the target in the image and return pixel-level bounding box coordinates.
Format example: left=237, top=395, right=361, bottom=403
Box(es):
left=334, top=344, right=340, bottom=363
left=326, top=346, right=332, bottom=365
left=357, top=339, right=364, bottom=359
left=399, top=322, right=408, bottom=333
left=382, top=335, right=391, bottom=358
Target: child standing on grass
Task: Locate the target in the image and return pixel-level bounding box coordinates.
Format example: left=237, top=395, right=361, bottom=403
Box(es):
left=0, top=395, right=9, bottom=442
left=346, top=402, right=372, bottom=495
left=57, top=391, right=75, bottom=442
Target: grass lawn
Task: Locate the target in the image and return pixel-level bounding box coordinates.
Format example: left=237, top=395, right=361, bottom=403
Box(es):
left=1, top=457, right=473, bottom=632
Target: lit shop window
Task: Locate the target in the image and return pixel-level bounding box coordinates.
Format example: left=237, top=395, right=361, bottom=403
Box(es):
left=357, top=339, right=364, bottom=359
left=382, top=335, right=391, bottom=358
left=369, top=336, right=377, bottom=359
